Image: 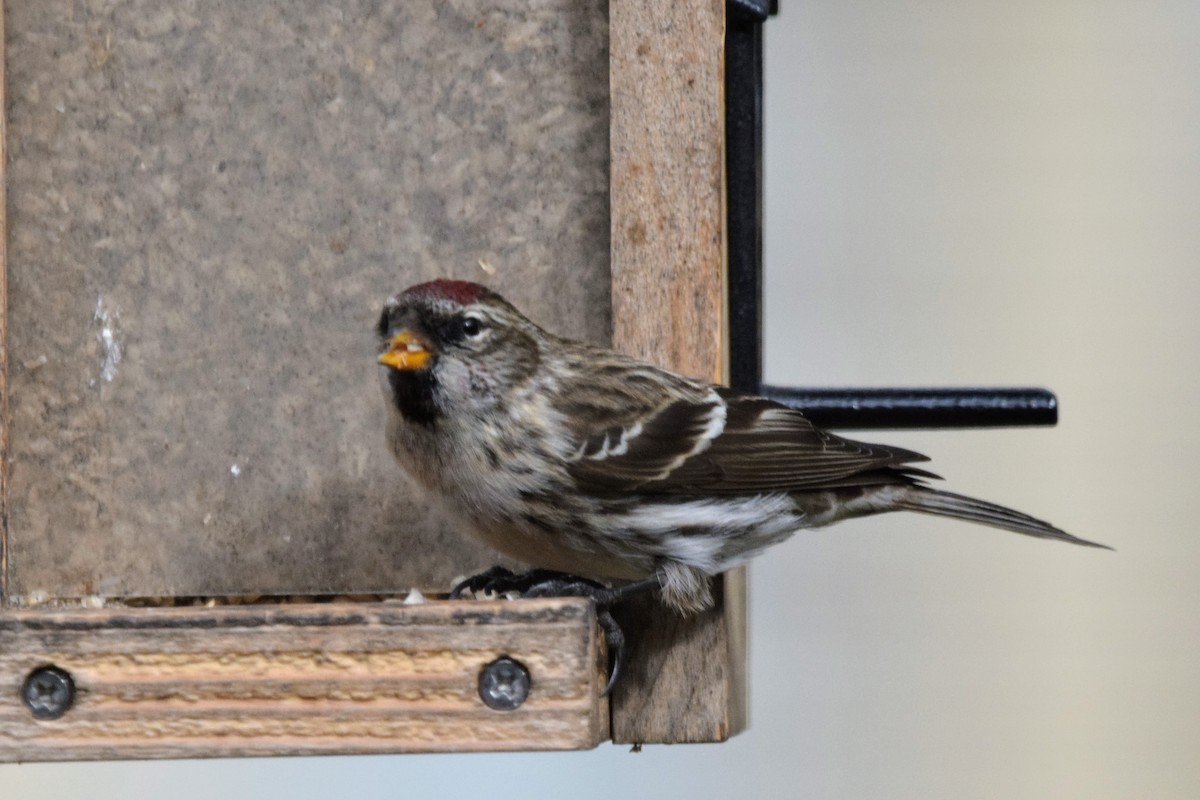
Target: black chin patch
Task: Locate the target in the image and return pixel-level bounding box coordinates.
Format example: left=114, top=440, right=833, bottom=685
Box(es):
left=388, top=367, right=440, bottom=427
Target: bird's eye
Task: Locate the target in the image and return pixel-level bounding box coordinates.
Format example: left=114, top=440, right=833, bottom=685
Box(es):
left=461, top=316, right=483, bottom=337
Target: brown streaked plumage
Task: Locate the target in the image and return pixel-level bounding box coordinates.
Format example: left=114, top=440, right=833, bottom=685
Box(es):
left=378, top=279, right=1108, bottom=613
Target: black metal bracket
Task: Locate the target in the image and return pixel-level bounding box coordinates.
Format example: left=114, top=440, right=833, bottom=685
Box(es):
left=723, top=2, right=1058, bottom=430
left=759, top=385, right=1057, bottom=430
left=726, top=2, right=767, bottom=395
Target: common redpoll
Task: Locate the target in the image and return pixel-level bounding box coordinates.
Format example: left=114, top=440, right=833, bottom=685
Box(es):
left=378, top=279, right=1107, bottom=615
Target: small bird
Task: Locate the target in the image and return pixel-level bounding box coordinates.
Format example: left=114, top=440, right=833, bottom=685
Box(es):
left=378, top=279, right=1108, bottom=616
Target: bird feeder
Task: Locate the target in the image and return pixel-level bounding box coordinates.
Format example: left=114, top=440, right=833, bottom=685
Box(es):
left=0, top=0, right=1060, bottom=760
left=0, top=0, right=755, bottom=758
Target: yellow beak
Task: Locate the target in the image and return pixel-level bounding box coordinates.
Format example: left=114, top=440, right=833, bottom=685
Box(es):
left=378, top=330, right=433, bottom=370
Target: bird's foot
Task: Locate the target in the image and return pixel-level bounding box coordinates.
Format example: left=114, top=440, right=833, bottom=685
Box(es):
left=450, top=567, right=657, bottom=695
left=450, top=567, right=605, bottom=599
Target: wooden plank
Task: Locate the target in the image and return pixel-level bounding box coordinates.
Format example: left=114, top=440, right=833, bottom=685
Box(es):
left=0, top=0, right=9, bottom=601
left=610, top=0, right=727, bottom=379
left=0, top=598, right=608, bottom=761
left=610, top=571, right=746, bottom=743
left=609, top=0, right=747, bottom=743
left=1, top=0, right=609, bottom=602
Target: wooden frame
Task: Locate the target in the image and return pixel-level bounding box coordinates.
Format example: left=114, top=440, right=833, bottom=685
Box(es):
left=0, top=599, right=608, bottom=760
left=609, top=0, right=746, bottom=744
left=0, top=1, right=743, bottom=756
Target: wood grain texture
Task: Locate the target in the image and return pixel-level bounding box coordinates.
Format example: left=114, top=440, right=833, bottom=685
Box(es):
left=609, top=0, right=747, bottom=744
left=2, top=0, right=608, bottom=602
left=0, top=1, right=9, bottom=602
left=610, top=570, right=746, bottom=743
left=0, top=598, right=608, bottom=761
left=610, top=0, right=727, bottom=380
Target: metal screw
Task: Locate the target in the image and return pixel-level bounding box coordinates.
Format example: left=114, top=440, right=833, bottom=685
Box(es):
left=22, top=665, right=75, bottom=720
left=478, top=656, right=530, bottom=711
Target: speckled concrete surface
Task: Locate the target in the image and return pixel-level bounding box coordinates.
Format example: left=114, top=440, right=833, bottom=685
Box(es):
left=4, top=0, right=609, bottom=599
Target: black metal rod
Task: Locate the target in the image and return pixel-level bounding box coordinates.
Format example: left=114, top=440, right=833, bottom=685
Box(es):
left=760, top=386, right=1059, bottom=429
left=725, top=4, right=766, bottom=394
left=728, top=0, right=775, bottom=23
left=723, top=3, right=1060, bottom=432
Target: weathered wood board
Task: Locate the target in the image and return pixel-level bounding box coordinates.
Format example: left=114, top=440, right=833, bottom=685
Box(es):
left=0, top=597, right=608, bottom=761
left=609, top=0, right=747, bottom=744
left=2, top=0, right=610, bottom=601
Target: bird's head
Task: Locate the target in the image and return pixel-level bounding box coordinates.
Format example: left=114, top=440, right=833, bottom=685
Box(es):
left=377, top=279, right=541, bottom=425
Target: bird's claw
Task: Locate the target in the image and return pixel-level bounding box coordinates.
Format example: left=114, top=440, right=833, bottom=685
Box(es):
left=450, top=567, right=607, bottom=599
left=451, top=567, right=655, bottom=695
left=449, top=566, right=518, bottom=599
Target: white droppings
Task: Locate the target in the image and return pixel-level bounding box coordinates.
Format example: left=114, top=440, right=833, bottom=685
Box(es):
left=24, top=590, right=49, bottom=607
left=94, top=296, right=123, bottom=383
left=230, top=463, right=241, bottom=477
left=403, top=588, right=426, bottom=605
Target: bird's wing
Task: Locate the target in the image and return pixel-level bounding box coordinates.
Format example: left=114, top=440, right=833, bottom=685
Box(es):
left=564, top=387, right=937, bottom=495
left=562, top=387, right=730, bottom=491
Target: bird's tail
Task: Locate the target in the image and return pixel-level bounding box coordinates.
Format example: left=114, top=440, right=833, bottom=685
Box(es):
left=895, top=487, right=1112, bottom=550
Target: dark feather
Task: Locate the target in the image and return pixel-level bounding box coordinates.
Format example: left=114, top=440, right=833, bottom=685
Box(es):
left=388, top=368, right=440, bottom=428
left=895, top=488, right=1112, bottom=549
left=567, top=395, right=727, bottom=492
left=566, top=386, right=937, bottom=496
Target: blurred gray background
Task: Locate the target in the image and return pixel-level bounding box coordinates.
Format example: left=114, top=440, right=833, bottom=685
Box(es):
left=5, top=1, right=1198, bottom=797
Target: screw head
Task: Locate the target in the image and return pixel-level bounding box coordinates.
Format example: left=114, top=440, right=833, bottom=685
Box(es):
left=478, top=655, right=530, bottom=711
left=22, top=665, right=75, bottom=720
